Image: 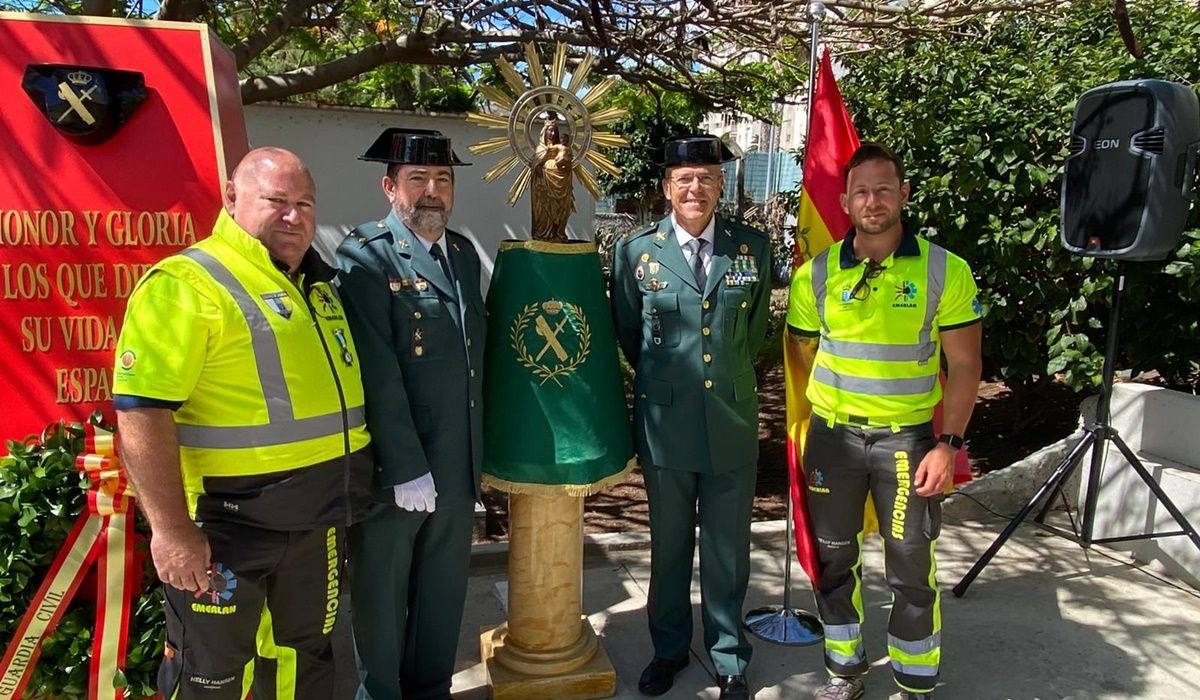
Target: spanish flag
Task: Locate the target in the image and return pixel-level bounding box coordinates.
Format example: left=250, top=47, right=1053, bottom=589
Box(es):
left=786, top=51, right=971, bottom=585
left=793, top=50, right=859, bottom=267
left=785, top=48, right=858, bottom=584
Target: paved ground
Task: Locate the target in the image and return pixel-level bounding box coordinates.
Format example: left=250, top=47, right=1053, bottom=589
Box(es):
left=335, top=511, right=1200, bottom=699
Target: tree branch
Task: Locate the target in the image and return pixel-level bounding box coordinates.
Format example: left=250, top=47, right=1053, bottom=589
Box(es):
left=80, top=0, right=114, bottom=15
left=1113, top=0, right=1143, bottom=58
left=232, top=0, right=330, bottom=69
left=241, top=36, right=514, bottom=103
left=215, top=0, right=1075, bottom=105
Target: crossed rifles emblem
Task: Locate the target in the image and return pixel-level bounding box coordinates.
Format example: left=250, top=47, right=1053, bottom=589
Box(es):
left=511, top=300, right=591, bottom=386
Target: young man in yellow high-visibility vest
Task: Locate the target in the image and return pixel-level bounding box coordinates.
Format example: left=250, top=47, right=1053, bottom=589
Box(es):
left=788, top=143, right=983, bottom=700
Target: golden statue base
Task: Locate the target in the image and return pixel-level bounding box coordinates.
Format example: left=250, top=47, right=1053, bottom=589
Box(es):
left=481, top=617, right=616, bottom=700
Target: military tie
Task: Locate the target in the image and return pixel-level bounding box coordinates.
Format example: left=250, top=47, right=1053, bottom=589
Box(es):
left=430, top=241, right=458, bottom=303
left=688, top=238, right=708, bottom=290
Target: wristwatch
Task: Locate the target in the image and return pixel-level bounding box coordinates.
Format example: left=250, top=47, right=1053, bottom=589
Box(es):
left=938, top=433, right=965, bottom=450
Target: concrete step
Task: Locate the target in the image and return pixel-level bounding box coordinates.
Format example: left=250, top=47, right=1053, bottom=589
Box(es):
left=1080, top=447, right=1200, bottom=589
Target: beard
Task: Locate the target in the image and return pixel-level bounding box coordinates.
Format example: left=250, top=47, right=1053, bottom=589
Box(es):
left=851, top=209, right=902, bottom=237
left=397, top=197, right=451, bottom=235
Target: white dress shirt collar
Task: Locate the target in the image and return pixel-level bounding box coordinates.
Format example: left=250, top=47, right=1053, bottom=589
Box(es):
left=671, top=214, right=716, bottom=252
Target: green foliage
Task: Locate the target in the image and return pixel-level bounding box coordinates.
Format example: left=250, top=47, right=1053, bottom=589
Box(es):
left=0, top=421, right=160, bottom=699
left=598, top=83, right=706, bottom=221
left=837, top=0, right=1200, bottom=391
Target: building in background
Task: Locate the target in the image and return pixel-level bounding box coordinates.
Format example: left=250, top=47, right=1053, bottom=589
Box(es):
left=699, top=100, right=807, bottom=153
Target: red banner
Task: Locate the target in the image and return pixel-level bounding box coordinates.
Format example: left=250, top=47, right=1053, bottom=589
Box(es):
left=0, top=12, right=247, bottom=446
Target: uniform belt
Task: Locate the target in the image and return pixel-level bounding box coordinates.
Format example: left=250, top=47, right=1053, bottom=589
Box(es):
left=812, top=406, right=933, bottom=430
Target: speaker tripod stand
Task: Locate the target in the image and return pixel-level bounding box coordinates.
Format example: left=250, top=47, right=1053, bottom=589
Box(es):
left=953, top=261, right=1200, bottom=597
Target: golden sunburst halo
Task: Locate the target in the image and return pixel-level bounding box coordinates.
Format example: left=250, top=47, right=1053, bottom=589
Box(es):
left=467, top=42, right=629, bottom=203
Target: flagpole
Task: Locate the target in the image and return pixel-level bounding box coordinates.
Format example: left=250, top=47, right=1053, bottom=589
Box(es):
left=804, top=3, right=826, bottom=148
left=743, top=0, right=826, bottom=648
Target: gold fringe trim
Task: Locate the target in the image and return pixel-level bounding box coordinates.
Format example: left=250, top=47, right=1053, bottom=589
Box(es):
left=482, top=457, right=636, bottom=496
left=497, top=239, right=597, bottom=254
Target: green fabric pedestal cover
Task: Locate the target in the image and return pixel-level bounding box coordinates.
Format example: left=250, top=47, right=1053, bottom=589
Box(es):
left=482, top=240, right=634, bottom=496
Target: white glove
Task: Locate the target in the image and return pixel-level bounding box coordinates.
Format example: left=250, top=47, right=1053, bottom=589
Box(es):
left=393, top=472, right=437, bottom=513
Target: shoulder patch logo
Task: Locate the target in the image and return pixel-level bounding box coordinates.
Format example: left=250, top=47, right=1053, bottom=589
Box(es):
left=260, top=291, right=293, bottom=319
left=309, top=286, right=343, bottom=320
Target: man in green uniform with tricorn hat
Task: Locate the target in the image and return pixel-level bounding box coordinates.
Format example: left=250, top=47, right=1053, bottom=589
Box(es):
left=335, top=128, right=486, bottom=700
left=612, top=134, right=773, bottom=700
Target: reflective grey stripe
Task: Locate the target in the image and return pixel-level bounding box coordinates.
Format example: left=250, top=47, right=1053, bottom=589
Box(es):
left=813, top=366, right=938, bottom=395
left=888, top=632, right=941, bottom=656
left=182, top=249, right=292, bottom=422
left=812, top=240, right=948, bottom=365
left=820, top=338, right=929, bottom=361
left=917, top=244, right=948, bottom=364
left=811, top=249, right=831, bottom=334
left=177, top=406, right=365, bottom=449
left=890, top=660, right=939, bottom=677
left=178, top=248, right=355, bottom=450
left=827, top=649, right=866, bottom=666
left=823, top=623, right=862, bottom=642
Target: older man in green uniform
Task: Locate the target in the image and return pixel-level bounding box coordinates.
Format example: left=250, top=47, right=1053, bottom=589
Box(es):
left=335, top=128, right=486, bottom=700
left=612, top=135, right=772, bottom=700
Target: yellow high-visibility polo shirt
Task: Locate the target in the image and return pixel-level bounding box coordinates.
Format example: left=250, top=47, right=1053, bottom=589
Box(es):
left=787, top=229, right=981, bottom=420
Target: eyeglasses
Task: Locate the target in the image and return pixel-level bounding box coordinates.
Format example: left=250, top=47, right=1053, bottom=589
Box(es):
left=668, top=174, right=721, bottom=189
left=849, top=260, right=886, bottom=301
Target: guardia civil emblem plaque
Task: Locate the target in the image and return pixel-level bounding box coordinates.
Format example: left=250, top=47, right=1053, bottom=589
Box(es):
left=22, top=64, right=147, bottom=143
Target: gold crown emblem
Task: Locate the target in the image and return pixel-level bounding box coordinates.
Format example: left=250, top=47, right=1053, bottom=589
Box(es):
left=541, top=300, right=564, bottom=315
left=67, top=70, right=93, bottom=86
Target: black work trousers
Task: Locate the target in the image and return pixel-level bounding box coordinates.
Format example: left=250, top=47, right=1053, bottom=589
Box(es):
left=804, top=419, right=942, bottom=694
left=157, top=520, right=344, bottom=700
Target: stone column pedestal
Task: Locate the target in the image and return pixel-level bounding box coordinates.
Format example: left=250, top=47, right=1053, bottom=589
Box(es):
left=481, top=493, right=616, bottom=699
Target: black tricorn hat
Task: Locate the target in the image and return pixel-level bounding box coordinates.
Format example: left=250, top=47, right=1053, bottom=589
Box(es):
left=359, top=127, right=470, bottom=166
left=658, top=134, right=737, bottom=167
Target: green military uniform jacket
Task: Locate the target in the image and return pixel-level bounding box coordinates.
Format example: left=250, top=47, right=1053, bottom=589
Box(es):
left=334, top=211, right=486, bottom=498
left=612, top=214, right=772, bottom=474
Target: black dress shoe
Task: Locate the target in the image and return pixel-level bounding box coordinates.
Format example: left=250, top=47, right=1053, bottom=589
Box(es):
left=718, top=674, right=751, bottom=700
left=637, top=656, right=689, bottom=696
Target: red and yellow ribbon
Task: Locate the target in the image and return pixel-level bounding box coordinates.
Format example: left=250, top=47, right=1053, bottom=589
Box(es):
left=0, top=424, right=138, bottom=700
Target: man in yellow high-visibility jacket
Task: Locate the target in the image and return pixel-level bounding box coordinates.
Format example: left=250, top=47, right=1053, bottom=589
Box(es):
left=789, top=143, right=982, bottom=700
left=113, top=147, right=372, bottom=700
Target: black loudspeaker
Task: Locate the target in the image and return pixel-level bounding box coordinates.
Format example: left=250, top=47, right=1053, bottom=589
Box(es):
left=1061, top=79, right=1200, bottom=261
